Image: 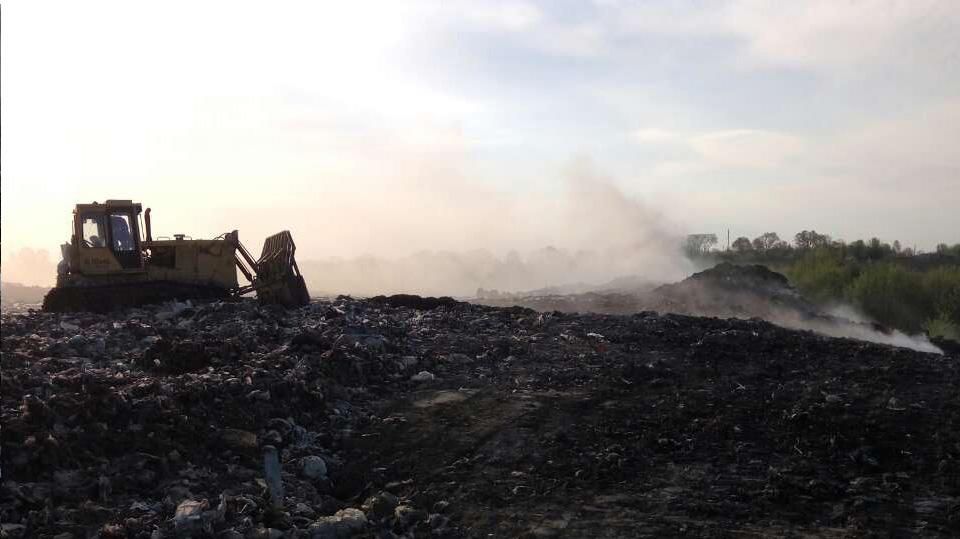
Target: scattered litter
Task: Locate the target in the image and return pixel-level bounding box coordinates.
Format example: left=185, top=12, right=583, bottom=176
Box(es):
left=300, top=455, right=328, bottom=480
left=2, top=292, right=957, bottom=536
left=410, top=370, right=436, bottom=382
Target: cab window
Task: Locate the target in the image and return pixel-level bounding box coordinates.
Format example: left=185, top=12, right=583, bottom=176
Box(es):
left=110, top=214, right=136, bottom=251
left=81, top=214, right=107, bottom=248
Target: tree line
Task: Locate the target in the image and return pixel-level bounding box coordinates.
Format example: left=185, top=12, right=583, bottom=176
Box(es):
left=683, top=230, right=960, bottom=342
left=685, top=230, right=960, bottom=262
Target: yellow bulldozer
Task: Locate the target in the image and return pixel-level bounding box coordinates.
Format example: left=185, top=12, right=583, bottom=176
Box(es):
left=42, top=200, right=310, bottom=312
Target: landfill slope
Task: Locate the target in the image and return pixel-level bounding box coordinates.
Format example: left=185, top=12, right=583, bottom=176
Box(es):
left=479, top=263, right=947, bottom=353
left=2, top=296, right=960, bottom=538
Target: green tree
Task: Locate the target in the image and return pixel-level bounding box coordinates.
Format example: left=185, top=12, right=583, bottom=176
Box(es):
left=752, top=232, right=781, bottom=252
left=731, top=236, right=753, bottom=253
left=684, top=234, right=718, bottom=258
left=865, top=238, right=893, bottom=260
left=845, top=264, right=927, bottom=332
left=794, top=230, right=831, bottom=250
left=787, top=247, right=857, bottom=303
left=922, top=266, right=960, bottom=323
left=849, top=239, right=867, bottom=261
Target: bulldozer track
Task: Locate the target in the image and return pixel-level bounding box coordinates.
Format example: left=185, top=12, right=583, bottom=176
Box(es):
left=42, top=281, right=230, bottom=313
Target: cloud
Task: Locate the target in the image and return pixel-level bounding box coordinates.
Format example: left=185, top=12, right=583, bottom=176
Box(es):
left=824, top=98, right=960, bottom=178
left=631, top=128, right=681, bottom=144
left=582, top=1, right=960, bottom=77
left=530, top=22, right=608, bottom=58
left=630, top=127, right=806, bottom=169
left=463, top=2, right=543, bottom=31
left=637, top=98, right=960, bottom=249
left=451, top=1, right=607, bottom=57
left=722, top=0, right=960, bottom=72
left=689, top=129, right=806, bottom=169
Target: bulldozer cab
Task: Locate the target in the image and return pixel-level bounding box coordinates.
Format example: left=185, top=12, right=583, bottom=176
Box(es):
left=74, top=200, right=144, bottom=271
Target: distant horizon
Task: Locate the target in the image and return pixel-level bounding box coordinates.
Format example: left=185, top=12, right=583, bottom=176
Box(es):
left=3, top=230, right=956, bottom=290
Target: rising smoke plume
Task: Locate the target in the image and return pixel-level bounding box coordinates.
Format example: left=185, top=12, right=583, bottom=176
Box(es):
left=299, top=160, right=694, bottom=297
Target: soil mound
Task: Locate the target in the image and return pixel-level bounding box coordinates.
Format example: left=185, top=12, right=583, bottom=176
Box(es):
left=678, top=262, right=792, bottom=292
left=651, top=262, right=818, bottom=319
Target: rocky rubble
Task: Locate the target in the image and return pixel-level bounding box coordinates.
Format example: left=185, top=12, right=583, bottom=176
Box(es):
left=2, top=295, right=960, bottom=537
left=2, top=298, right=449, bottom=538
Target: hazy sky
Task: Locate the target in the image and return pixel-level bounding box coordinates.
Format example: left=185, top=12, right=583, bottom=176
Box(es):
left=3, top=0, right=959, bottom=285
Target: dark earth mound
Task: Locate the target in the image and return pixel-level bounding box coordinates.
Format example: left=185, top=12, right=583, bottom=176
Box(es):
left=680, top=262, right=790, bottom=288
left=649, top=262, right=817, bottom=321
left=3, top=296, right=960, bottom=537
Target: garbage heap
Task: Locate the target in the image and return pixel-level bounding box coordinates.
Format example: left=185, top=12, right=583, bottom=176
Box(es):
left=3, top=295, right=960, bottom=537
left=650, top=263, right=819, bottom=319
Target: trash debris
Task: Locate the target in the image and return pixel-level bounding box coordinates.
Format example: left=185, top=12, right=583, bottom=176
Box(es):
left=300, top=455, right=328, bottom=480
left=410, top=370, right=436, bottom=382
left=173, top=499, right=208, bottom=532
left=154, top=300, right=193, bottom=321
left=59, top=320, right=80, bottom=332
left=309, top=507, right=367, bottom=538
left=2, top=294, right=958, bottom=537
left=361, top=491, right=399, bottom=521
left=262, top=446, right=284, bottom=509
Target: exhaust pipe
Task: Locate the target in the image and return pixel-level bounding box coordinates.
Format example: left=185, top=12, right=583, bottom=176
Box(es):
left=144, top=208, right=152, bottom=242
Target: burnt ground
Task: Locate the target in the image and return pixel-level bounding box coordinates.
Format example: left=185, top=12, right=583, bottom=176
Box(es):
left=3, top=297, right=960, bottom=538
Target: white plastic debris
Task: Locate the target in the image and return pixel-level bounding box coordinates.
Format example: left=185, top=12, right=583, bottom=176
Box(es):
left=59, top=321, right=80, bottom=332
left=173, top=499, right=208, bottom=530
left=410, top=371, right=436, bottom=382
left=155, top=300, right=192, bottom=321
left=309, top=508, right=367, bottom=538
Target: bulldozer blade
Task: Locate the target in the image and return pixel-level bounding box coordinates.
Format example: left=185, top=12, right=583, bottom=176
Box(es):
left=255, top=230, right=310, bottom=307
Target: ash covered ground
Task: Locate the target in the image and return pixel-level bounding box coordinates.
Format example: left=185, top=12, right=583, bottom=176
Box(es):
left=4, top=267, right=960, bottom=537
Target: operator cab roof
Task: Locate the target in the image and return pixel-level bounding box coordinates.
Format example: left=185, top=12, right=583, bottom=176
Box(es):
left=75, top=200, right=143, bottom=213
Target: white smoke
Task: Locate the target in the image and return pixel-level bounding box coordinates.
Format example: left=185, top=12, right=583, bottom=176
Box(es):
left=820, top=304, right=943, bottom=354
left=299, top=162, right=693, bottom=297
